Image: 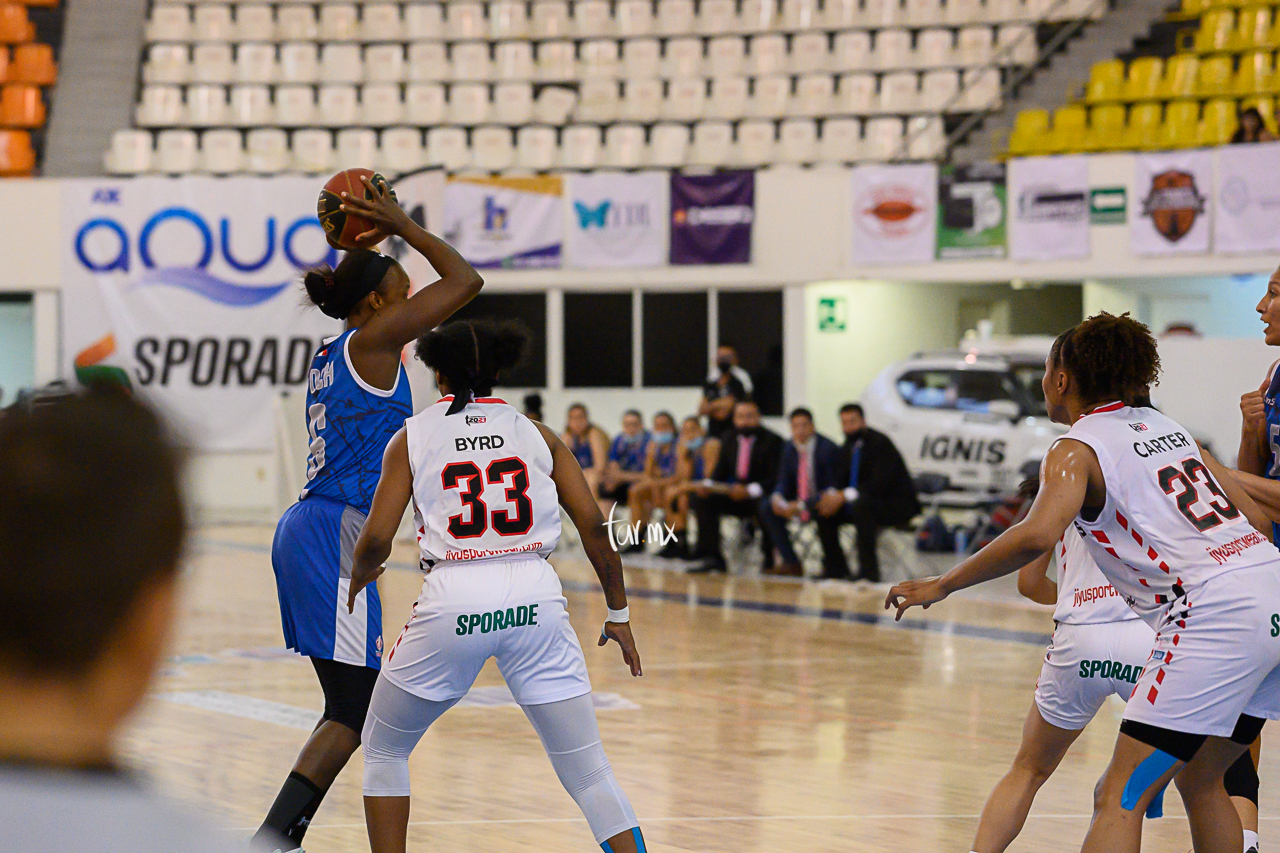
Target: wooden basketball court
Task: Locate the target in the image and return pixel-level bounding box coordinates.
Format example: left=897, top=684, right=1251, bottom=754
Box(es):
left=127, top=523, right=1274, bottom=852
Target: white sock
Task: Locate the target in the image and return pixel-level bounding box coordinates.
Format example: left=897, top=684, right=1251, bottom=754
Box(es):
left=1244, top=829, right=1259, bottom=852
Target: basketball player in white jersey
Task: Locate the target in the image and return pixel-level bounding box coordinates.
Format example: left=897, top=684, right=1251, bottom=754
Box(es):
left=888, top=313, right=1280, bottom=853
left=343, top=320, right=646, bottom=853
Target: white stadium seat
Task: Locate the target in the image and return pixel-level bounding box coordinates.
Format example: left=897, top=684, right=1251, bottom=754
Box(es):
left=874, top=30, right=912, bottom=71
left=790, top=32, right=829, bottom=74
left=156, top=129, right=199, bottom=173
left=336, top=127, right=378, bottom=169
left=748, top=34, right=786, bottom=76
left=201, top=128, right=244, bottom=173
left=707, top=76, right=748, bottom=120
left=665, top=76, right=706, bottom=121
left=616, top=0, right=654, bottom=36
left=426, top=126, right=471, bottom=170
left=451, top=42, right=492, bottom=80
left=735, top=118, right=775, bottom=165
left=879, top=71, right=920, bottom=113
left=621, top=77, right=663, bottom=122
left=581, top=39, right=620, bottom=76
left=408, top=42, right=448, bottom=81
left=147, top=6, right=192, bottom=42
left=863, top=0, right=904, bottom=27
left=987, top=0, right=1032, bottom=22
left=823, top=0, right=859, bottom=28
left=235, top=5, right=275, bottom=41
left=707, top=36, right=746, bottom=78
left=740, top=0, right=778, bottom=31
left=622, top=38, right=661, bottom=78
left=960, top=67, right=1001, bottom=110
left=379, top=127, right=426, bottom=175
left=317, top=84, right=359, bottom=126
left=185, top=84, right=230, bottom=126
left=320, top=44, right=364, bottom=84
left=275, top=85, right=317, bottom=126
left=362, top=83, right=404, bottom=125
left=921, top=69, right=960, bottom=111
left=276, top=6, right=317, bottom=40
left=864, top=116, right=904, bottom=160
left=648, top=122, right=689, bottom=166
left=957, top=27, right=994, bottom=66
left=493, top=81, right=535, bottom=123
left=794, top=73, right=834, bottom=116
left=690, top=120, right=732, bottom=166
left=515, top=125, right=557, bottom=169
left=997, top=24, right=1038, bottom=65
left=576, top=78, right=619, bottom=123
left=449, top=82, right=490, bottom=124
left=291, top=128, right=334, bottom=173
left=137, top=85, right=185, bottom=126
left=916, top=29, right=955, bottom=69
left=106, top=129, right=154, bottom=175
left=946, top=0, right=983, bottom=26
left=833, top=31, right=872, bottom=72
left=447, top=2, right=486, bottom=40
left=279, top=42, right=319, bottom=84
left=245, top=127, right=289, bottom=173
left=235, top=43, right=276, bottom=85
left=749, top=75, right=791, bottom=117
left=405, top=82, right=447, bottom=124
left=664, top=37, right=703, bottom=78
left=904, top=0, right=944, bottom=26
left=575, top=0, right=612, bottom=38
left=906, top=114, right=945, bottom=158
left=604, top=123, right=646, bottom=167
left=365, top=45, right=406, bottom=83
left=837, top=73, right=876, bottom=114
left=318, top=4, right=360, bottom=41
left=818, top=116, right=861, bottom=162
left=531, top=1, right=571, bottom=38
left=490, top=1, right=529, bottom=38
left=228, top=84, right=272, bottom=126
left=778, top=118, right=818, bottom=163
left=192, top=5, right=235, bottom=41
left=472, top=125, right=515, bottom=170
left=537, top=41, right=576, bottom=81
left=782, top=0, right=820, bottom=30
left=534, top=85, right=577, bottom=123
left=362, top=4, right=403, bottom=41
left=192, top=43, right=233, bottom=84
left=699, top=0, right=738, bottom=34
left=145, top=44, right=190, bottom=85
left=495, top=42, right=534, bottom=80
left=656, top=0, right=695, bottom=36
left=560, top=124, right=602, bottom=168
left=405, top=3, right=444, bottom=39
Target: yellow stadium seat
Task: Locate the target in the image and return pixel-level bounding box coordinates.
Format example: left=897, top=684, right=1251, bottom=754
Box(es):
left=1122, top=101, right=1164, bottom=149
left=1199, top=97, right=1238, bottom=143
left=1233, top=50, right=1276, bottom=93
left=1262, top=15, right=1280, bottom=48
left=1157, top=54, right=1200, bottom=98
left=1194, top=9, right=1235, bottom=52
left=1181, top=0, right=1209, bottom=16
left=1197, top=53, right=1235, bottom=95
left=1008, top=108, right=1050, bottom=156
left=1047, top=104, right=1088, bottom=153
left=1123, top=56, right=1164, bottom=101
left=1242, top=94, right=1276, bottom=129
left=1086, top=103, right=1127, bottom=150
left=1228, top=5, right=1273, bottom=49
left=1085, top=59, right=1125, bottom=103
left=1159, top=99, right=1201, bottom=147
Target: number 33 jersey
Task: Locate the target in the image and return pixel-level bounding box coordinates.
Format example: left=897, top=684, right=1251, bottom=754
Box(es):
left=1062, top=402, right=1278, bottom=629
left=405, top=396, right=562, bottom=566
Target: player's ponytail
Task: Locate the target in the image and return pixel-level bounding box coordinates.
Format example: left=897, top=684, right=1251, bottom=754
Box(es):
left=301, top=250, right=397, bottom=319
left=1052, top=312, right=1160, bottom=405
left=417, top=320, right=530, bottom=416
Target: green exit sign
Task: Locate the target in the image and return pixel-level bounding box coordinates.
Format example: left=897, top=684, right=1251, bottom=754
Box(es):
left=1090, top=187, right=1127, bottom=224
left=817, top=296, right=846, bottom=332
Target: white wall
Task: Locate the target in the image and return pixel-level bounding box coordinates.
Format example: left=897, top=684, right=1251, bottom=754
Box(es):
left=1085, top=274, right=1271, bottom=339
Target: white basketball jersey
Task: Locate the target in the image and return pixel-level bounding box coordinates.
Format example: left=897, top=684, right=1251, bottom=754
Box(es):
left=405, top=396, right=561, bottom=565
left=1053, top=523, right=1142, bottom=625
left=1062, top=402, right=1278, bottom=628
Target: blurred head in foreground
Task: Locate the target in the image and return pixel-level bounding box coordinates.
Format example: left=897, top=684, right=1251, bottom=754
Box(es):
left=0, top=387, right=186, bottom=767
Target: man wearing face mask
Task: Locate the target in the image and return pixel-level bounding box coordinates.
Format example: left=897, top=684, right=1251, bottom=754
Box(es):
left=762, top=408, right=844, bottom=578
left=814, top=403, right=920, bottom=584
left=700, top=345, right=753, bottom=440
left=627, top=411, right=681, bottom=549
left=689, top=400, right=784, bottom=574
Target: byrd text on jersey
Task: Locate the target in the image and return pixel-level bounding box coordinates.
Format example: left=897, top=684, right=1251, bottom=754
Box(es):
left=1131, top=428, right=1192, bottom=458
left=455, top=434, right=505, bottom=452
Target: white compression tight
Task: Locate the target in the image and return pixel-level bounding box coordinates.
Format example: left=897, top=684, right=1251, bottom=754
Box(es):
left=362, top=678, right=639, bottom=845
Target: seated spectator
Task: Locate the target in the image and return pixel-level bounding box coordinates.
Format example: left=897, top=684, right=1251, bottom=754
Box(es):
left=561, top=403, right=610, bottom=516
left=0, top=389, right=238, bottom=853
left=626, top=411, right=680, bottom=552
left=522, top=392, right=544, bottom=422
left=699, top=345, right=753, bottom=440
left=600, top=409, right=650, bottom=517
left=1233, top=107, right=1276, bottom=143
left=689, top=400, right=784, bottom=574
left=760, top=408, right=843, bottom=578
left=657, top=417, right=720, bottom=559
left=814, top=403, right=921, bottom=583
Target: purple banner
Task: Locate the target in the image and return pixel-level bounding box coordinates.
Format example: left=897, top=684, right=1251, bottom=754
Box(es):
left=669, top=171, right=754, bottom=265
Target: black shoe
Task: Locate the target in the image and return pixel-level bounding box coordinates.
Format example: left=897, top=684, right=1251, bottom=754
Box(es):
left=657, top=538, right=687, bottom=559
left=620, top=541, right=645, bottom=555
left=687, top=556, right=727, bottom=574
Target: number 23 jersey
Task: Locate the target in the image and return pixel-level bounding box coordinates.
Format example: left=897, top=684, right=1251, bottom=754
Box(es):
left=1062, top=402, right=1277, bottom=629
left=405, top=396, right=562, bottom=565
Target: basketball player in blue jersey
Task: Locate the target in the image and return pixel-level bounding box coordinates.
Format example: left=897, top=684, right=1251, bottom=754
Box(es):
left=253, top=178, right=483, bottom=852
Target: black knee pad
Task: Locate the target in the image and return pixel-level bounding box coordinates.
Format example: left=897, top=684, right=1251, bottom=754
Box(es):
left=311, top=657, right=380, bottom=736
left=1119, top=719, right=1207, bottom=764
left=1224, top=750, right=1260, bottom=805
left=1231, top=714, right=1266, bottom=747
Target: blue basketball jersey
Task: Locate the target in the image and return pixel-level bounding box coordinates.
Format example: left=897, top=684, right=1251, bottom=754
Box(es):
left=654, top=440, right=677, bottom=477
left=301, top=328, right=413, bottom=515
left=1263, top=361, right=1280, bottom=542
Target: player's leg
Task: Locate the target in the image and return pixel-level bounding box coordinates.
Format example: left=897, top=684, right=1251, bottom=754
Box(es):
left=1174, top=729, right=1253, bottom=853
left=1224, top=738, right=1261, bottom=853
left=1080, top=725, right=1192, bottom=853
left=523, top=695, right=646, bottom=853
left=972, top=703, right=1083, bottom=853
left=361, top=676, right=459, bottom=853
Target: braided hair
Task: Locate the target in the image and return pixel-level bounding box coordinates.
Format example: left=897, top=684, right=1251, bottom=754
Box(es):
left=416, top=320, right=529, bottom=415
left=1050, top=312, right=1161, bottom=406
left=302, top=249, right=398, bottom=319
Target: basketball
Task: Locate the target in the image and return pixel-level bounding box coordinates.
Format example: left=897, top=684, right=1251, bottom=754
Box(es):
left=317, top=168, right=396, bottom=249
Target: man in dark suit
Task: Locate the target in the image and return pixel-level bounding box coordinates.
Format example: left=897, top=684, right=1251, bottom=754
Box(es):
left=815, top=403, right=921, bottom=583
left=761, top=407, right=843, bottom=578
left=690, top=399, right=784, bottom=574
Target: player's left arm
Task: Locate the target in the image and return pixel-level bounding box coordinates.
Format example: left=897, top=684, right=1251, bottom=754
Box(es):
left=1198, top=442, right=1274, bottom=537
left=536, top=422, right=641, bottom=677
left=1016, top=550, right=1057, bottom=606
left=348, top=429, right=413, bottom=612
left=884, top=439, right=1091, bottom=620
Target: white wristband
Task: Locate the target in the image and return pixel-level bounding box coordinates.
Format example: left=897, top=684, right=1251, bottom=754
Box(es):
left=746, top=482, right=764, bottom=499
left=606, top=606, right=630, bottom=623
left=843, top=487, right=859, bottom=503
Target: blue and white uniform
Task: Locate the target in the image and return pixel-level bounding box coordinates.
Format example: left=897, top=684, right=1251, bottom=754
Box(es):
left=271, top=328, right=412, bottom=668
left=653, top=438, right=677, bottom=477
left=1262, top=360, right=1280, bottom=542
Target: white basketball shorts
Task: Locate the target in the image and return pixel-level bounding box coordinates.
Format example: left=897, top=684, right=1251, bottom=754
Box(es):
left=1035, top=618, right=1155, bottom=730
left=380, top=554, right=592, bottom=707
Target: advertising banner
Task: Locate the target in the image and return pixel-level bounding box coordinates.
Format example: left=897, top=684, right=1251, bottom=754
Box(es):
left=1007, top=155, right=1090, bottom=261
left=443, top=175, right=563, bottom=268
left=1132, top=149, right=1212, bottom=256
left=851, top=163, right=938, bottom=265
left=61, top=177, right=341, bottom=451
left=669, top=170, right=754, bottom=265
left=565, top=171, right=669, bottom=268
left=1213, top=142, right=1280, bottom=254
left=385, top=168, right=446, bottom=285
left=936, top=162, right=1007, bottom=260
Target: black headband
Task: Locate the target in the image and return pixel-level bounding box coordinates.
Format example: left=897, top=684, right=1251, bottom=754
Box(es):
left=323, top=253, right=396, bottom=319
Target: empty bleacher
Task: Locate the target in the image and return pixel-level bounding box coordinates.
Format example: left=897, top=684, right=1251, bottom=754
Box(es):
left=0, top=0, right=60, bottom=176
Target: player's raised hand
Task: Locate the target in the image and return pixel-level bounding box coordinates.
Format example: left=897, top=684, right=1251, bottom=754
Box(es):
left=341, top=175, right=413, bottom=246
left=600, top=621, right=643, bottom=677
left=346, top=562, right=386, bottom=613
left=884, top=576, right=948, bottom=621
left=1242, top=377, right=1269, bottom=432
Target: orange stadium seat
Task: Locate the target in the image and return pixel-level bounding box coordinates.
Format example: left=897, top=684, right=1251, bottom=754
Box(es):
left=1197, top=53, right=1235, bottom=94
left=0, top=5, right=33, bottom=42
left=1199, top=96, right=1238, bottom=142
left=0, top=83, right=42, bottom=127
left=1123, top=56, right=1163, bottom=101
left=1086, top=103, right=1126, bottom=149
left=1007, top=108, right=1049, bottom=155
left=1233, top=50, right=1276, bottom=93
left=1122, top=101, right=1164, bottom=149
left=1158, top=54, right=1200, bottom=98
left=1085, top=59, right=1125, bottom=102
left=1159, top=99, right=1201, bottom=146
left=1194, top=9, right=1235, bottom=52
left=17, top=0, right=59, bottom=7
left=0, top=128, right=33, bottom=174
left=1047, top=103, right=1087, bottom=152
left=9, top=43, right=54, bottom=85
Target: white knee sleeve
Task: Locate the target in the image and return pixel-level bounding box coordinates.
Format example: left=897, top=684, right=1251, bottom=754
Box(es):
left=361, top=676, right=457, bottom=797
left=523, top=694, right=639, bottom=845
